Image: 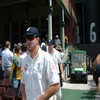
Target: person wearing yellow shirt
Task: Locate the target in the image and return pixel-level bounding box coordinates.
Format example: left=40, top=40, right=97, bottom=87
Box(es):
left=11, top=45, right=22, bottom=89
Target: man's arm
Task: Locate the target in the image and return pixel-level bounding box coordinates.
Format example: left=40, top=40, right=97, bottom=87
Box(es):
left=16, top=65, right=21, bottom=70
left=59, top=63, right=64, bottom=81
left=21, top=84, right=26, bottom=100
left=37, top=83, right=59, bottom=100
left=93, top=54, right=100, bottom=71
left=93, top=61, right=96, bottom=71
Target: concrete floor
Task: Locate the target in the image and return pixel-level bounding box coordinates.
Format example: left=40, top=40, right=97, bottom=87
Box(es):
left=61, top=75, right=98, bottom=100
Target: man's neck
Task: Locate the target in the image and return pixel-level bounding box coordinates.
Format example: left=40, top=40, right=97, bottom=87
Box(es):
left=30, top=45, right=39, bottom=59
left=22, top=51, right=26, bottom=55
left=16, top=52, right=20, bottom=56
left=49, top=48, right=54, bottom=54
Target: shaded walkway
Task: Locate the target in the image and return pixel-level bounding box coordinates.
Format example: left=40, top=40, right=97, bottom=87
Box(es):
left=62, top=89, right=96, bottom=100
left=61, top=75, right=97, bottom=100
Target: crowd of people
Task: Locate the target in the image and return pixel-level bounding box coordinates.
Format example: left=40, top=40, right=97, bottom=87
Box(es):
left=0, top=26, right=65, bottom=100
left=1, top=26, right=100, bottom=99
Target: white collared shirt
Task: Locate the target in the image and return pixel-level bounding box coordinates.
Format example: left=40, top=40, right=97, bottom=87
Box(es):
left=19, top=52, right=27, bottom=67
left=48, top=48, right=62, bottom=73
left=55, top=39, right=61, bottom=45
left=2, top=48, right=13, bottom=70
left=21, top=48, right=59, bottom=100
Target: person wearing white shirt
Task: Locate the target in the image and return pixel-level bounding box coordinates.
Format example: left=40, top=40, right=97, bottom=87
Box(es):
left=40, top=38, right=45, bottom=48
left=21, top=27, right=59, bottom=100
left=0, top=44, right=2, bottom=57
left=48, top=40, right=64, bottom=100
left=56, top=45, right=64, bottom=64
left=54, top=35, right=61, bottom=47
left=2, top=41, right=13, bottom=79
left=19, top=43, right=27, bottom=67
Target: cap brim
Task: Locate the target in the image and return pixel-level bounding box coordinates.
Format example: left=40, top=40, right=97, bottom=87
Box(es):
left=24, top=33, right=34, bottom=36
left=24, top=33, right=39, bottom=37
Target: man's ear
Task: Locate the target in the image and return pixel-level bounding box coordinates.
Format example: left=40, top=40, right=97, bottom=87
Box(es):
left=37, top=37, right=40, bottom=43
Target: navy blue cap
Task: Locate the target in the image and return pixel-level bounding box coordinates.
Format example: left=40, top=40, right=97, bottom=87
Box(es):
left=25, top=27, right=39, bottom=37
left=48, top=40, right=54, bottom=45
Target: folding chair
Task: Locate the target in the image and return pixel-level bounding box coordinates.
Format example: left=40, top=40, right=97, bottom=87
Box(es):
left=0, top=79, right=11, bottom=89
left=0, top=96, right=2, bottom=100
left=3, top=87, right=18, bottom=100
left=0, top=87, right=6, bottom=100
left=0, top=69, right=4, bottom=82
left=3, top=96, right=15, bottom=100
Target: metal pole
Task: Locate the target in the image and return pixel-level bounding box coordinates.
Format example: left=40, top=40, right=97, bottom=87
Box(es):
left=48, top=0, right=52, bottom=40
left=82, top=0, right=85, bottom=44
left=61, top=8, right=65, bottom=51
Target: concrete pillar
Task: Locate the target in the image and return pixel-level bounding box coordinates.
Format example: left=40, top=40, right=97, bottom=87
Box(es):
left=48, top=0, right=53, bottom=40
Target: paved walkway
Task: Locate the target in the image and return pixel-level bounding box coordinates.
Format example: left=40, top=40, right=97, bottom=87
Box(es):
left=61, top=75, right=99, bottom=100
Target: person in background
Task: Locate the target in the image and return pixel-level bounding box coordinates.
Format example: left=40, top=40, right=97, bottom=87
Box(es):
left=18, top=42, right=22, bottom=47
left=40, top=38, right=45, bottom=48
left=0, top=44, right=2, bottom=69
left=18, top=43, right=27, bottom=95
left=45, top=41, right=48, bottom=52
left=13, top=43, right=17, bottom=54
left=19, top=43, right=27, bottom=67
left=2, top=41, right=13, bottom=78
left=93, top=54, right=100, bottom=95
left=18, top=42, right=23, bottom=55
left=56, top=45, right=64, bottom=64
left=0, top=44, right=2, bottom=57
left=11, top=45, right=22, bottom=89
left=48, top=40, right=64, bottom=100
left=54, top=35, right=61, bottom=47
left=64, top=36, right=68, bottom=49
left=21, top=27, right=59, bottom=100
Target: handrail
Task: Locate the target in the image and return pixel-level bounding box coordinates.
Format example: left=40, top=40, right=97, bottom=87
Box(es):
left=63, top=43, right=94, bottom=80
left=63, top=43, right=93, bottom=68
left=66, top=43, right=93, bottom=60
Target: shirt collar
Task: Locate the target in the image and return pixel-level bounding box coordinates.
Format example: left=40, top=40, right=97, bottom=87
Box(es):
left=27, top=47, right=40, bottom=61
left=5, top=48, right=9, bottom=50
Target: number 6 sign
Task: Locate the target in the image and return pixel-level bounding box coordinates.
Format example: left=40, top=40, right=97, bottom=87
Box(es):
left=90, top=22, right=96, bottom=43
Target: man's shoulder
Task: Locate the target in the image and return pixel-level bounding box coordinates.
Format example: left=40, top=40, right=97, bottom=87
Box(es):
left=20, top=53, right=27, bottom=58
left=13, top=54, right=18, bottom=62
left=40, top=49, right=49, bottom=56
left=13, top=54, right=18, bottom=58
left=40, top=49, right=52, bottom=59
left=7, top=49, right=13, bottom=54
left=54, top=49, right=59, bottom=54
left=9, top=50, right=13, bottom=54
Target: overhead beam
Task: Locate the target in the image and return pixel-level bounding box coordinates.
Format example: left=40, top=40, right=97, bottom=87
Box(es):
left=0, top=0, right=28, bottom=6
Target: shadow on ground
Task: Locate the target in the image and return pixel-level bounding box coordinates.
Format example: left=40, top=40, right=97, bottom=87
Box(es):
left=62, top=89, right=96, bottom=100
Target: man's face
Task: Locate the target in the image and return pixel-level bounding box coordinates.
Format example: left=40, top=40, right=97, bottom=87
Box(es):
left=56, top=37, right=58, bottom=39
left=25, top=35, right=39, bottom=52
left=48, top=44, right=54, bottom=51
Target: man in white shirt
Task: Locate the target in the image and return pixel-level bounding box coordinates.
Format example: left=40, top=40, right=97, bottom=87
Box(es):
left=56, top=45, right=64, bottom=64
left=54, top=35, right=61, bottom=47
left=21, top=27, right=59, bottom=100
left=2, top=41, right=13, bottom=79
left=48, top=40, right=64, bottom=100
left=19, top=43, right=27, bottom=67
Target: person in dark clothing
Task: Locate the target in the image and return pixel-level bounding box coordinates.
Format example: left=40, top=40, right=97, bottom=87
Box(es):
left=93, top=54, right=100, bottom=95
